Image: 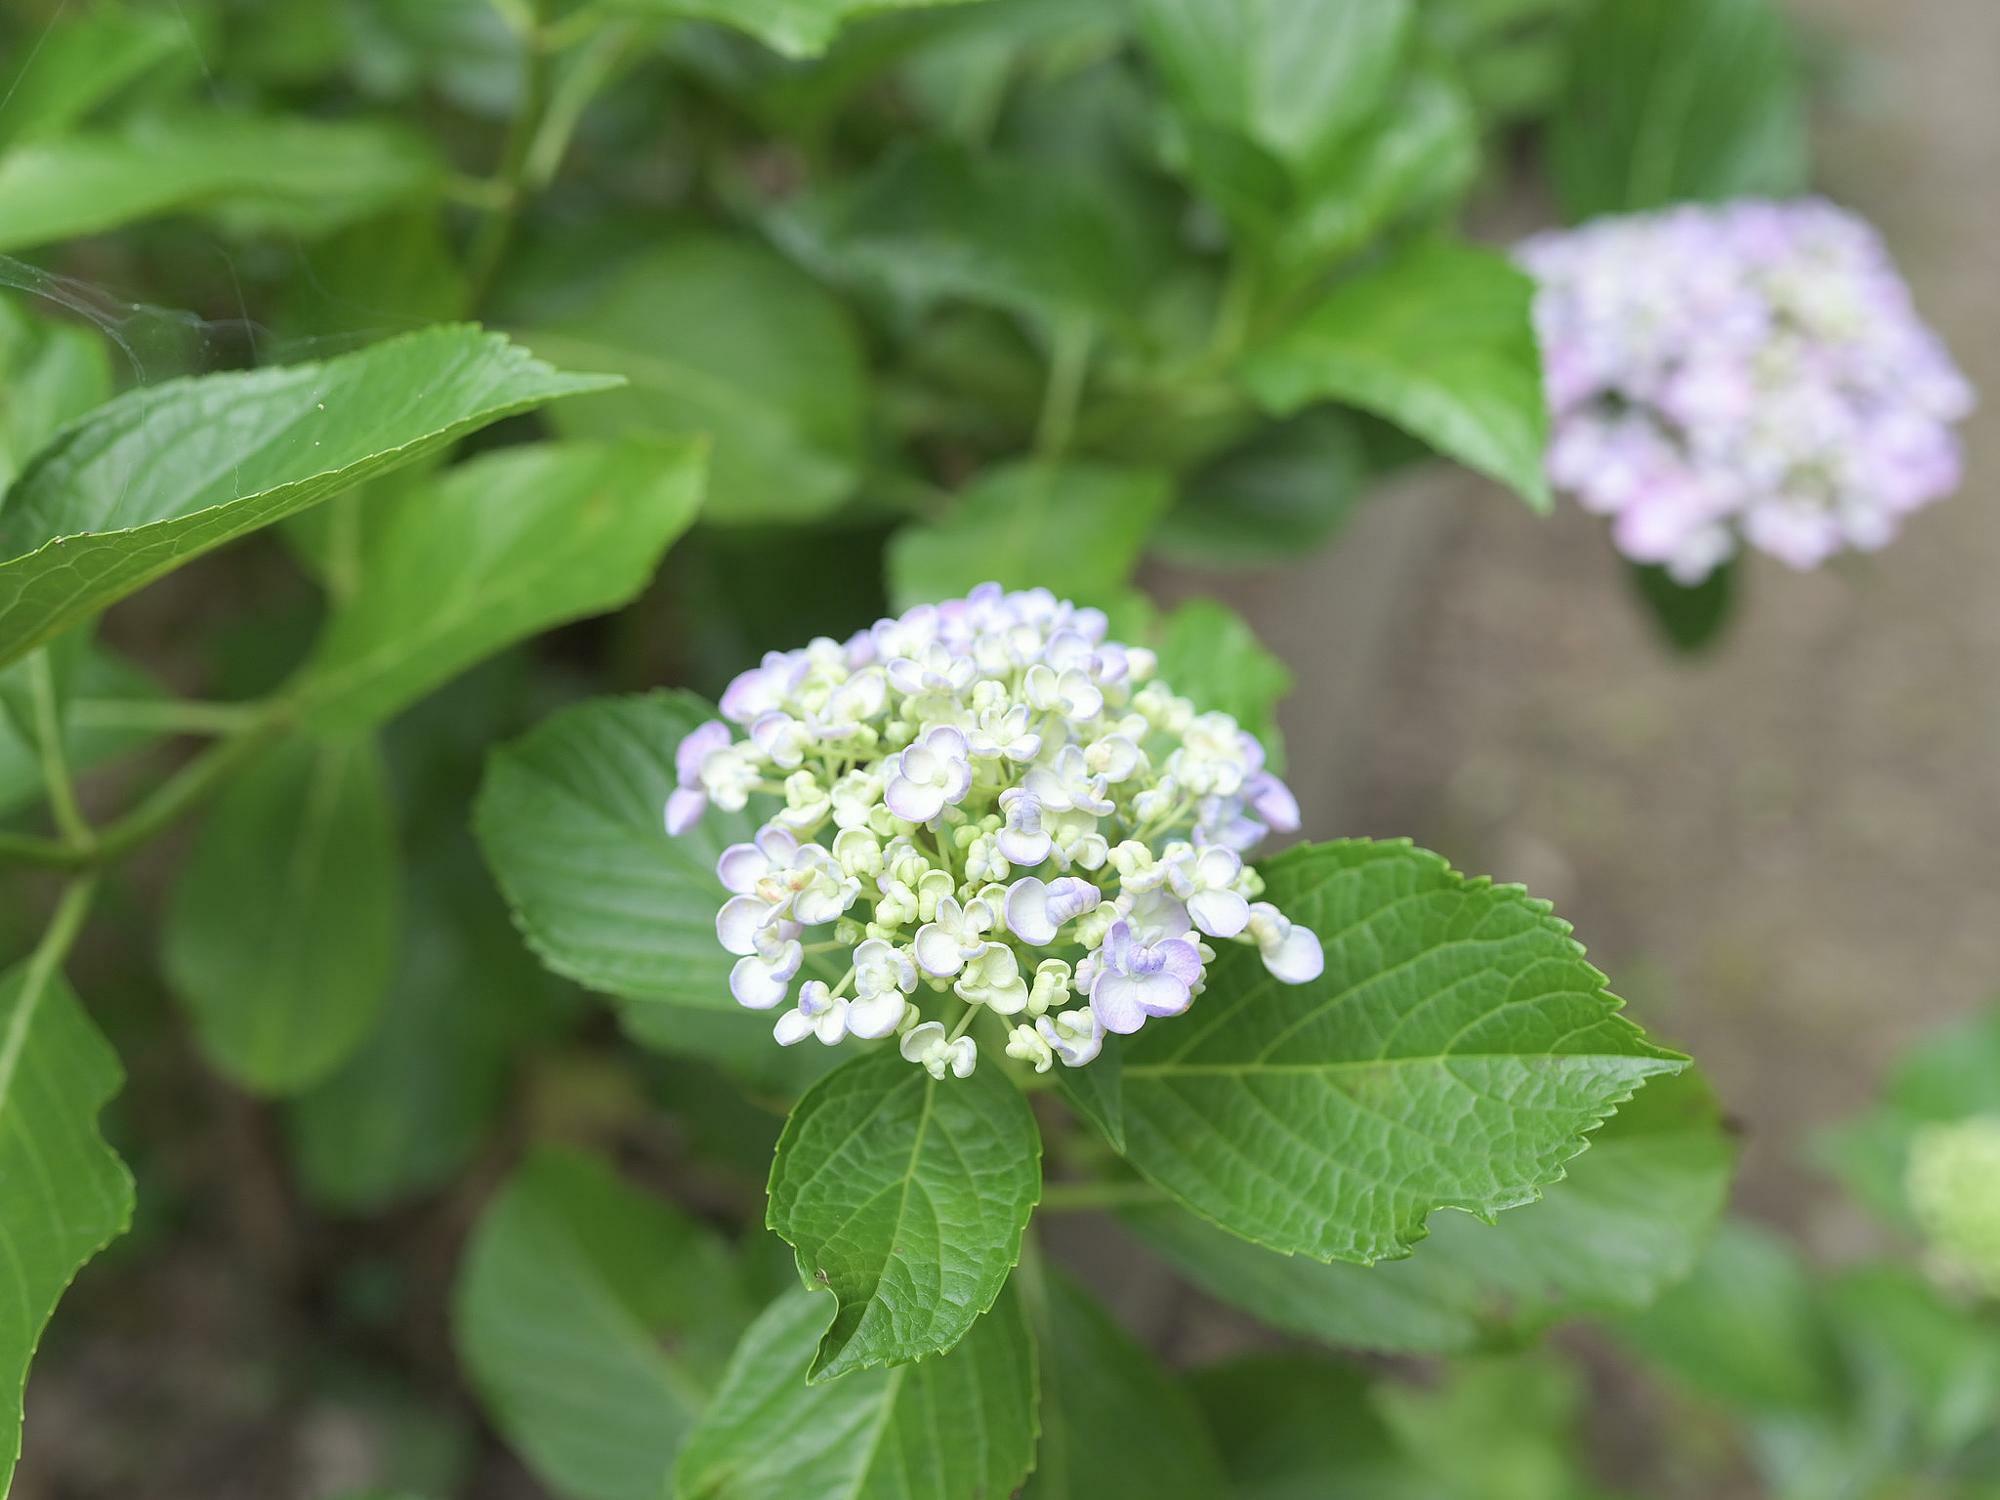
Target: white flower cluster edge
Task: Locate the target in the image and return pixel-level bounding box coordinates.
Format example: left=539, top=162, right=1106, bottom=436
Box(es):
left=664, top=584, right=1323, bottom=1079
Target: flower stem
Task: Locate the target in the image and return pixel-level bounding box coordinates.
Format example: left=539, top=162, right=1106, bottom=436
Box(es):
left=462, top=6, right=555, bottom=315
left=68, top=696, right=270, bottom=738
left=27, top=652, right=91, bottom=850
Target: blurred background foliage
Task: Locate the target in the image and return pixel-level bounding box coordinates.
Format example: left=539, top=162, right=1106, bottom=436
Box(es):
left=0, top=0, right=1993, bottom=1496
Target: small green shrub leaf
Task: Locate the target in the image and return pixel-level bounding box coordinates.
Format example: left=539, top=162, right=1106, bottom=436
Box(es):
left=165, top=734, right=400, bottom=1095
left=767, top=1046, right=1042, bottom=1381
left=674, top=1283, right=1037, bottom=1500
left=1111, top=839, right=1683, bottom=1263
left=1244, top=240, right=1550, bottom=512
left=295, top=437, right=704, bottom=728
left=0, top=327, right=619, bottom=666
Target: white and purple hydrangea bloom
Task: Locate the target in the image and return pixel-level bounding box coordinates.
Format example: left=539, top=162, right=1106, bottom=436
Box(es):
left=1519, top=198, right=1973, bottom=582
left=660, top=584, right=1321, bottom=1078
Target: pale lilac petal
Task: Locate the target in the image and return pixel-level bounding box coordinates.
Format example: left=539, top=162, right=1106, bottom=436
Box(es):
left=1246, top=772, right=1300, bottom=833
left=1004, top=879, right=1056, bottom=945
left=1154, top=937, right=1205, bottom=988
left=773, top=1009, right=814, bottom=1045
left=885, top=775, right=946, bottom=823
left=731, top=951, right=796, bottom=1010
left=716, top=896, right=768, bottom=956
left=1265, top=924, right=1324, bottom=984
left=665, top=787, right=707, bottom=835
left=674, top=720, right=731, bottom=781
left=1188, top=887, right=1250, bottom=939
left=913, top=923, right=967, bottom=977
left=716, top=842, right=769, bottom=894
left=997, top=826, right=1052, bottom=866
left=847, top=992, right=907, bottom=1040
left=1090, top=970, right=1155, bottom=1034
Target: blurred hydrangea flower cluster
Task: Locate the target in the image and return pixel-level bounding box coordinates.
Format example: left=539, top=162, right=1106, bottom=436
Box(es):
left=665, top=584, right=1322, bottom=1079
left=1906, top=1117, right=2000, bottom=1299
left=1518, top=199, right=1973, bottom=583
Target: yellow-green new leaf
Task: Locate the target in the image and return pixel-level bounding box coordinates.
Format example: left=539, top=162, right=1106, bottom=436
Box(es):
left=0, top=962, right=135, bottom=1494
left=0, top=327, right=620, bottom=667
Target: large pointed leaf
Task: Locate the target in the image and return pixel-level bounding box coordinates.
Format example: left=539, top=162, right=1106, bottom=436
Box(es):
left=0, top=5, right=185, bottom=147
left=1110, top=839, right=1683, bottom=1264
left=0, top=327, right=618, bottom=666
left=455, top=1148, right=751, bottom=1500
left=1243, top=240, right=1550, bottom=512
left=0, top=961, right=135, bottom=1493
left=0, top=295, right=110, bottom=494
left=0, top=114, right=442, bottom=252
left=294, top=437, right=704, bottom=728
left=1550, top=0, right=1808, bottom=219
left=674, top=1284, right=1037, bottom=1500
left=1020, top=1265, right=1225, bottom=1500
left=164, top=735, right=400, bottom=1095
left=767, top=1046, right=1042, bottom=1381
left=475, top=692, right=761, bottom=1009
left=1128, top=1068, right=1734, bottom=1353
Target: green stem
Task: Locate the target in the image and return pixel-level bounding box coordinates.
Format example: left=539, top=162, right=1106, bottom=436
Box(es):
left=525, top=21, right=642, bottom=189
left=68, top=697, right=270, bottom=737
left=1033, top=317, right=1093, bottom=461
left=462, top=13, right=555, bottom=316
left=1037, top=1179, right=1168, bottom=1213
left=0, top=877, right=98, bottom=1081
left=28, top=652, right=92, bottom=850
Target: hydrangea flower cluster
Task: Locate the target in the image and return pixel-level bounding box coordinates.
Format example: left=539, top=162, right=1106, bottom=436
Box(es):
left=1906, top=1117, right=2000, bottom=1299
left=1517, top=199, right=1973, bottom=583
left=665, top=584, right=1322, bottom=1079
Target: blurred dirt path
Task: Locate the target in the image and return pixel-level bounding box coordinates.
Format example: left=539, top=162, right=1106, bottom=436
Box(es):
left=1156, top=0, right=2000, bottom=1245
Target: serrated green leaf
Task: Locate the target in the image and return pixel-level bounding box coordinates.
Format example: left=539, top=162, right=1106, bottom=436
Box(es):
left=827, top=143, right=1142, bottom=331
left=0, top=295, right=111, bottom=495
left=531, top=237, right=867, bottom=524
left=767, top=1045, right=1041, bottom=1381
left=1819, top=1006, right=2000, bottom=1232
left=1614, top=1219, right=1842, bottom=1412
left=1243, top=240, right=1551, bottom=513
left=0, top=4, right=186, bottom=147
left=1550, top=0, right=1808, bottom=219
left=455, top=1147, right=751, bottom=1500
left=1019, top=1263, right=1226, bottom=1500
left=0, top=326, right=619, bottom=667
left=165, top=734, right=400, bottom=1095
left=886, top=460, right=1169, bottom=611
left=294, top=437, right=703, bottom=728
left=0, top=960, right=135, bottom=1494
left=1111, top=838, right=1682, bottom=1264
left=1151, top=598, right=1292, bottom=759
left=1054, top=1043, right=1124, bottom=1152
left=1156, top=410, right=1366, bottom=566
left=603, top=0, right=988, bottom=58
left=1128, top=1068, right=1734, bottom=1353
left=0, top=113, right=444, bottom=251
left=1137, top=0, right=1414, bottom=178
left=475, top=692, right=762, bottom=1009
left=674, top=1283, right=1037, bottom=1500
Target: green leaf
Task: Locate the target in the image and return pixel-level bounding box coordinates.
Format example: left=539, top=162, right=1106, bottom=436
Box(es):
left=1054, top=1043, right=1124, bottom=1152
left=455, top=1147, right=751, bottom=1500
left=1137, top=0, right=1414, bottom=177
left=827, top=142, right=1142, bottom=331
left=1614, top=1219, right=1842, bottom=1412
left=1550, top=0, right=1808, bottom=219
left=767, top=1046, right=1041, bottom=1381
left=0, top=113, right=444, bottom=252
left=0, top=295, right=111, bottom=494
left=1819, top=1005, right=2000, bottom=1232
left=1244, top=240, right=1549, bottom=512
left=1188, top=1356, right=1431, bottom=1500
left=1823, top=1263, right=2000, bottom=1462
left=0, top=960, right=134, bottom=1494
left=0, top=5, right=186, bottom=147
left=286, top=853, right=563, bottom=1214
left=476, top=691, right=763, bottom=1009
left=603, top=0, right=989, bottom=58
left=886, top=460, right=1169, bottom=611
left=531, top=236, right=868, bottom=524
left=1019, top=1263, right=1226, bottom=1500
left=620, top=1002, right=843, bottom=1099
left=293, top=437, right=703, bottom=728
left=1156, top=410, right=1367, bottom=566
left=1111, top=838, right=1683, bottom=1263
left=1371, top=1354, right=1593, bottom=1500
left=164, top=734, right=400, bottom=1095
left=674, top=1283, right=1038, bottom=1500
left=1627, top=558, right=1738, bottom=655
left=1151, top=598, right=1292, bottom=759
left=1127, top=1068, right=1735, bottom=1353
left=0, top=327, right=618, bottom=667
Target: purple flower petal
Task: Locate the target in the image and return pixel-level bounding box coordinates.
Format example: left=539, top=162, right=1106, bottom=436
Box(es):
left=716, top=896, right=768, bottom=956
left=1265, top=924, right=1324, bottom=984
left=665, top=787, right=707, bottom=836
left=1188, top=887, right=1250, bottom=939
